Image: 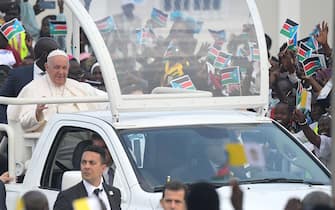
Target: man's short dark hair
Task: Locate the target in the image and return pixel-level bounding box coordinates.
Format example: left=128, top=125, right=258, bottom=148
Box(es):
left=187, top=182, right=219, bottom=210
left=92, top=133, right=103, bottom=141
left=162, top=180, right=188, bottom=200
left=22, top=190, right=49, bottom=210
left=82, top=145, right=107, bottom=164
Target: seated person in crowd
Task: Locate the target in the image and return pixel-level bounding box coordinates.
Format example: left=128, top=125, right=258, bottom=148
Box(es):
left=7, top=49, right=107, bottom=132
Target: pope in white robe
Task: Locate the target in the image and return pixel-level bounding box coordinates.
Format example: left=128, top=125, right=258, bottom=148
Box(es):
left=7, top=49, right=107, bottom=132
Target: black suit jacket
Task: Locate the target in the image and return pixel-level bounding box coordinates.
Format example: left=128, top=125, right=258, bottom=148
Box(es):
left=0, top=64, right=34, bottom=123
left=53, top=181, right=121, bottom=210
left=0, top=180, right=7, bottom=210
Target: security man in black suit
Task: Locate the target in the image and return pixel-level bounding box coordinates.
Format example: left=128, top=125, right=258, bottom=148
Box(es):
left=53, top=145, right=121, bottom=210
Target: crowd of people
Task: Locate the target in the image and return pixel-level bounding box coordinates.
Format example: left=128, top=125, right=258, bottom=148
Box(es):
left=267, top=20, right=332, bottom=169
left=0, top=0, right=333, bottom=210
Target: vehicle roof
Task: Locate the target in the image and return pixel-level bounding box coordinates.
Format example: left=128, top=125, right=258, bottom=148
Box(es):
left=68, top=109, right=272, bottom=129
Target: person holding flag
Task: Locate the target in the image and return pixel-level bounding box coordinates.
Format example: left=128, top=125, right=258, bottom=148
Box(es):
left=293, top=109, right=332, bottom=168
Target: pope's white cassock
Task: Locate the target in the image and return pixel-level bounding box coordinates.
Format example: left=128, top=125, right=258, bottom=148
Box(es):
left=7, top=74, right=107, bottom=132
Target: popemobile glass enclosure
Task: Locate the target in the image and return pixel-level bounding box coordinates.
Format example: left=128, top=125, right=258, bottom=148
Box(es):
left=65, top=0, right=268, bottom=118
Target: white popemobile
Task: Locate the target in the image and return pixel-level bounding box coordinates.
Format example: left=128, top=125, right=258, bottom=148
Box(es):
left=1, top=0, right=331, bottom=210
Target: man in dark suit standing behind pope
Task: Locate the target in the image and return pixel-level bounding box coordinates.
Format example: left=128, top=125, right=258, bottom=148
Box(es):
left=53, top=145, right=121, bottom=210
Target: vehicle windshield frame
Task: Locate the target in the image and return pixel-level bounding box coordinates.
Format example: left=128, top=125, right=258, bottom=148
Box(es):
left=117, top=122, right=331, bottom=192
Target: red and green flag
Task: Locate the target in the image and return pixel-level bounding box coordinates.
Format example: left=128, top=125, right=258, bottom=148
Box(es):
left=302, top=56, right=321, bottom=77
left=219, top=66, right=241, bottom=86
left=297, top=42, right=312, bottom=62
left=170, top=75, right=196, bottom=90
left=207, top=46, right=219, bottom=64
left=49, top=20, right=67, bottom=36
left=280, top=18, right=298, bottom=39
left=0, top=18, right=25, bottom=40
left=214, top=51, right=231, bottom=69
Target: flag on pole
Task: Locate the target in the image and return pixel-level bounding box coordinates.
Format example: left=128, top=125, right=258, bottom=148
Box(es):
left=280, top=18, right=298, bottom=38
left=0, top=18, right=25, bottom=40
left=151, top=8, right=168, bottom=27
left=302, top=56, right=321, bottom=77
left=297, top=42, right=312, bottom=62
left=170, top=75, right=196, bottom=90
left=219, top=66, right=241, bottom=86
left=95, top=16, right=115, bottom=33
left=49, top=20, right=67, bottom=36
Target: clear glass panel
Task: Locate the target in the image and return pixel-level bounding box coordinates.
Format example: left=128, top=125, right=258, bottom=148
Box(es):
left=119, top=123, right=330, bottom=191
left=85, top=0, right=262, bottom=97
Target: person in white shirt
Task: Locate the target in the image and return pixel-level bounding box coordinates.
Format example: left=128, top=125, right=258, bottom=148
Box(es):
left=293, top=109, right=332, bottom=168
left=7, top=49, right=107, bottom=132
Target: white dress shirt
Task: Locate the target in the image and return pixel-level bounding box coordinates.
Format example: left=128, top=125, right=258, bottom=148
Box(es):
left=83, top=179, right=111, bottom=210
left=33, top=62, right=45, bottom=79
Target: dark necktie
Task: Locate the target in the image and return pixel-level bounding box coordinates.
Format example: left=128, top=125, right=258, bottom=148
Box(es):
left=93, top=188, right=107, bottom=210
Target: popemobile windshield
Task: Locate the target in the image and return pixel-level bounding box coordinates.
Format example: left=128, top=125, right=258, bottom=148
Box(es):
left=66, top=0, right=269, bottom=117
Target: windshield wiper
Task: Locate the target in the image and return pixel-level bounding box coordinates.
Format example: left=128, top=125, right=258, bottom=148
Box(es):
left=239, top=178, right=325, bottom=185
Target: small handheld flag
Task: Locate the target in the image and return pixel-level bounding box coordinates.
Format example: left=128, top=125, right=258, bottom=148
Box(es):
left=49, top=20, right=67, bottom=36
left=297, top=42, right=312, bottom=62
left=151, top=8, right=168, bottom=27
left=280, top=18, right=298, bottom=39
left=170, top=75, right=196, bottom=90
left=219, top=66, right=241, bottom=86
left=302, top=56, right=321, bottom=77
left=214, top=51, right=231, bottom=69
left=207, top=46, right=220, bottom=64
left=0, top=18, right=25, bottom=40
left=95, top=16, right=115, bottom=33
